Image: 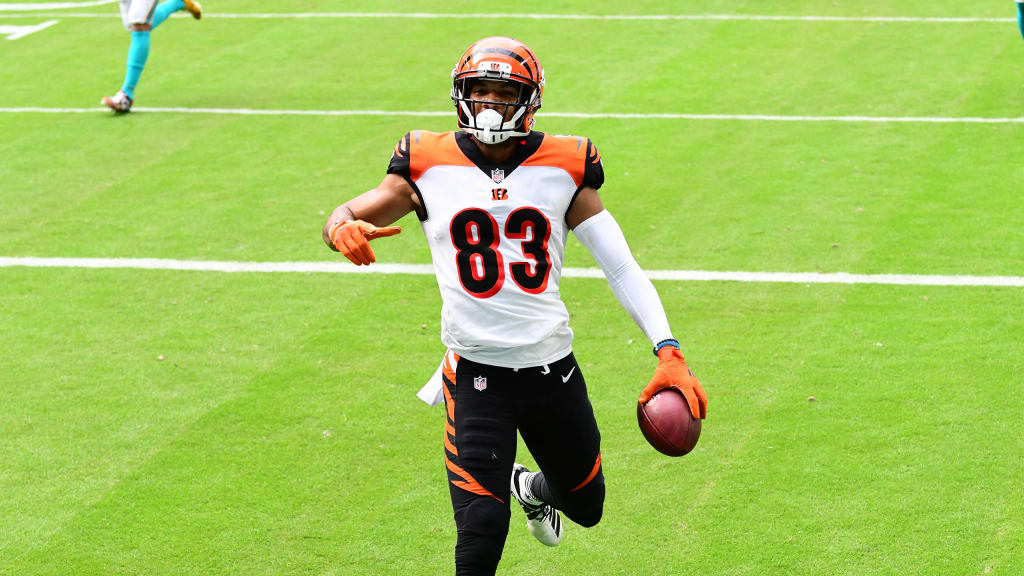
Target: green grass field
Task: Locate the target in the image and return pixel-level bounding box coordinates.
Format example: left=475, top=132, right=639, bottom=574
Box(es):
left=3, top=1, right=1024, bottom=574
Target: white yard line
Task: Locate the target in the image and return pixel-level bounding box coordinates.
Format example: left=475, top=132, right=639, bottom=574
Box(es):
left=0, top=17, right=54, bottom=38
left=2, top=106, right=1023, bottom=124
left=2, top=257, right=1022, bottom=287
left=0, top=0, right=111, bottom=11
left=0, top=11, right=1014, bottom=22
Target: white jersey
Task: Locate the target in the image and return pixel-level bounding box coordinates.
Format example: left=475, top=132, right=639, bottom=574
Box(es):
left=388, top=130, right=604, bottom=368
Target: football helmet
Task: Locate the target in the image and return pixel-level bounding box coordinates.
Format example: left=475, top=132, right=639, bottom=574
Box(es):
left=451, top=36, right=545, bottom=144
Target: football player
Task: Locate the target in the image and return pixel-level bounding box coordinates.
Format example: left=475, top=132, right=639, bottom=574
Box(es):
left=322, top=37, right=707, bottom=575
left=100, top=0, right=203, bottom=113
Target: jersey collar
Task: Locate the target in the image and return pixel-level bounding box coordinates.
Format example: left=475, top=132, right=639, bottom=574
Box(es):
left=455, top=131, right=545, bottom=181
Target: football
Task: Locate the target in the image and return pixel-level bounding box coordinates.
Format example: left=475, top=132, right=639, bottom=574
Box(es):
left=637, top=388, right=702, bottom=456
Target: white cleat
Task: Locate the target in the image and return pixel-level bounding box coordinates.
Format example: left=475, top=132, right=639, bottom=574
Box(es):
left=510, top=463, right=562, bottom=547
left=101, top=90, right=132, bottom=113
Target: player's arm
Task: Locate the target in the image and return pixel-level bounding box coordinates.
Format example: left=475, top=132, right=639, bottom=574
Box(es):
left=568, top=188, right=707, bottom=419
left=322, top=173, right=420, bottom=265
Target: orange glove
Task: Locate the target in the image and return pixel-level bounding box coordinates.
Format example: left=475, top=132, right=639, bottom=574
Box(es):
left=639, top=346, right=707, bottom=420
left=329, top=220, right=402, bottom=266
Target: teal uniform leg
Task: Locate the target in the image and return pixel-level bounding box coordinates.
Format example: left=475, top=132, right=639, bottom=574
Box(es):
left=121, top=29, right=150, bottom=100
left=151, top=0, right=184, bottom=29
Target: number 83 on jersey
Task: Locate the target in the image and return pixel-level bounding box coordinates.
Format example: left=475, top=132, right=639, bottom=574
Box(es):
left=450, top=206, right=552, bottom=298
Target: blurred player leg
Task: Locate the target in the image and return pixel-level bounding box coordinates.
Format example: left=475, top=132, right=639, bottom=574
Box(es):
left=151, top=0, right=201, bottom=28
left=101, top=0, right=156, bottom=110
left=516, top=354, right=606, bottom=529
left=121, top=27, right=151, bottom=101
left=443, top=357, right=517, bottom=576
left=150, top=0, right=182, bottom=29
left=101, top=24, right=149, bottom=112
left=1018, top=1, right=1023, bottom=40
left=104, top=0, right=202, bottom=111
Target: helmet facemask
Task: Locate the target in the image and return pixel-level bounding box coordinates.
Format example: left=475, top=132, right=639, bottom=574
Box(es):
left=451, top=68, right=542, bottom=145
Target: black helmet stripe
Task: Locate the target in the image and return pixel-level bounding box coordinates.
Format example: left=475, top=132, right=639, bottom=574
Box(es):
left=470, top=47, right=535, bottom=80
left=520, top=44, right=540, bottom=77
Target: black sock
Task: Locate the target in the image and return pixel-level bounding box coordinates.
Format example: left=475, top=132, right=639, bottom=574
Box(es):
left=529, top=471, right=557, bottom=506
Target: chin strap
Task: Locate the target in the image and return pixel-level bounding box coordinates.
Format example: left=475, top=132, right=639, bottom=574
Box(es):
left=455, top=89, right=532, bottom=144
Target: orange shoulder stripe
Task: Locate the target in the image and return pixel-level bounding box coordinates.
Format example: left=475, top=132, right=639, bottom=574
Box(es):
left=409, top=130, right=474, bottom=182
left=520, top=134, right=588, bottom=187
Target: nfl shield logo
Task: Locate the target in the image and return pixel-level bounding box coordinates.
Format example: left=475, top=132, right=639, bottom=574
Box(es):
left=491, top=169, right=504, bottom=184
left=473, top=376, right=488, bottom=391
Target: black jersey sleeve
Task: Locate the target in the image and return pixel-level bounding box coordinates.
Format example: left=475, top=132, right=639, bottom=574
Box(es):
left=582, top=138, right=604, bottom=190
left=384, top=132, right=427, bottom=222
left=386, top=132, right=412, bottom=177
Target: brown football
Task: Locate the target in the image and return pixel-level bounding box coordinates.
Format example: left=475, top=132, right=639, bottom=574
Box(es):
left=637, top=388, right=702, bottom=456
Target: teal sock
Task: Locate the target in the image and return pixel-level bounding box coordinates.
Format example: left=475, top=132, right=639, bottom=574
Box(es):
left=1018, top=3, right=1023, bottom=41
left=121, top=30, right=150, bottom=100
left=151, top=0, right=184, bottom=30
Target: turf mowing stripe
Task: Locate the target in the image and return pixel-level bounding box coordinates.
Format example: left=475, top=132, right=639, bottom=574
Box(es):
left=2, top=257, right=1022, bottom=287
left=0, top=12, right=1014, bottom=22
left=3, top=107, right=1024, bottom=124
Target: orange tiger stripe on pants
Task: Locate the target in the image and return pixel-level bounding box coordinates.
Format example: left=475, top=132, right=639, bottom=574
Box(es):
left=441, top=351, right=503, bottom=503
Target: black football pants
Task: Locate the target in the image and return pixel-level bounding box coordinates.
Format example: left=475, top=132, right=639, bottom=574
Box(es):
left=441, top=352, right=605, bottom=576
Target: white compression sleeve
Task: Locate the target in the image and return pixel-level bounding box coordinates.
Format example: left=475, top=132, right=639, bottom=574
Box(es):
left=573, top=210, right=673, bottom=346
